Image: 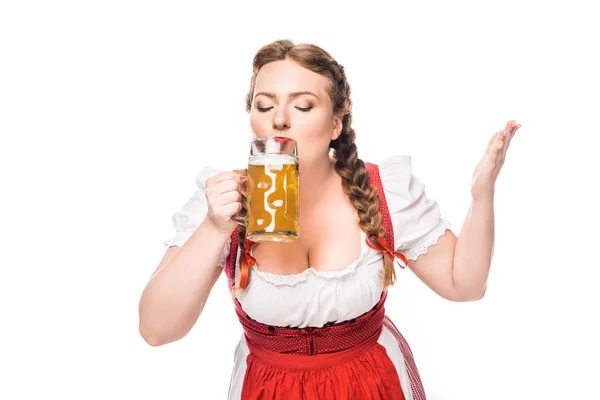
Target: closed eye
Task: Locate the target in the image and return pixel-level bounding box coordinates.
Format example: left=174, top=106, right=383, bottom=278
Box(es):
left=257, top=106, right=312, bottom=112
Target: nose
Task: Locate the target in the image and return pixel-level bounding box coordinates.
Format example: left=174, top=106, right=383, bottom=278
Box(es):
left=272, top=107, right=291, bottom=131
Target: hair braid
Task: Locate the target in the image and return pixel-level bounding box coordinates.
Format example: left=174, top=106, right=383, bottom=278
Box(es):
left=329, top=69, right=396, bottom=288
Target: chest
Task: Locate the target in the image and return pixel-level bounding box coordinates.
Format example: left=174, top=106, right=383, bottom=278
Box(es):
left=251, top=182, right=363, bottom=275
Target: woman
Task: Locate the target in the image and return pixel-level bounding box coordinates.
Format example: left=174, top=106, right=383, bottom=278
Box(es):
left=138, top=39, right=520, bottom=399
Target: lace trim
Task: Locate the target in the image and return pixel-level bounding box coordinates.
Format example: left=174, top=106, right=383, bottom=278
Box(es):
left=250, top=255, right=367, bottom=286
left=402, top=219, right=453, bottom=260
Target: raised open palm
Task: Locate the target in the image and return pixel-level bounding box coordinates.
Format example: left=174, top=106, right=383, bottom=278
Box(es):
left=471, top=120, right=521, bottom=200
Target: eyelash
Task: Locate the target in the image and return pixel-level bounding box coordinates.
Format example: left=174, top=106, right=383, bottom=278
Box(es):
left=257, top=106, right=313, bottom=113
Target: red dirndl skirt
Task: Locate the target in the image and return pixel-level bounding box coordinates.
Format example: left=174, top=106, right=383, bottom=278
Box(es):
left=231, top=291, right=423, bottom=400
left=241, top=326, right=404, bottom=399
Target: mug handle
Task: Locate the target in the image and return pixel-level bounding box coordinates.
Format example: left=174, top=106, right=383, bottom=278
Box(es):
left=231, top=168, right=248, bottom=226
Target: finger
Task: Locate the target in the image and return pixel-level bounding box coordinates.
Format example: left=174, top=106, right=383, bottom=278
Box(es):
left=510, top=124, right=521, bottom=139
left=486, top=130, right=504, bottom=154
left=492, top=139, right=503, bottom=160
left=505, top=120, right=516, bottom=132
left=206, top=179, right=239, bottom=201
left=221, top=202, right=242, bottom=219
left=495, top=130, right=506, bottom=152
left=501, top=127, right=517, bottom=152
left=207, top=171, right=238, bottom=186
left=208, top=192, right=242, bottom=215
left=488, top=135, right=506, bottom=168
left=219, top=190, right=242, bottom=205
left=499, top=131, right=511, bottom=157
left=504, top=131, right=515, bottom=153
left=491, top=143, right=506, bottom=171
left=504, top=123, right=521, bottom=152
left=233, top=168, right=248, bottom=179
left=213, top=179, right=240, bottom=195
left=501, top=128, right=515, bottom=163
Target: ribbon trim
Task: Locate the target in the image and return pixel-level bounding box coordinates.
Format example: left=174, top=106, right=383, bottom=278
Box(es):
left=239, top=238, right=257, bottom=289
left=366, top=233, right=408, bottom=269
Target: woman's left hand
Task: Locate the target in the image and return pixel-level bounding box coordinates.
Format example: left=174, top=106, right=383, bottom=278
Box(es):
left=471, top=120, right=521, bottom=201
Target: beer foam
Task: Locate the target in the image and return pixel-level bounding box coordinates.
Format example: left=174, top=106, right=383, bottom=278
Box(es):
left=249, top=153, right=297, bottom=166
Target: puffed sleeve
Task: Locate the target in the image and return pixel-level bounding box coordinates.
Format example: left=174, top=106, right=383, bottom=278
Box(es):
left=380, top=155, right=453, bottom=260
left=162, top=167, right=231, bottom=268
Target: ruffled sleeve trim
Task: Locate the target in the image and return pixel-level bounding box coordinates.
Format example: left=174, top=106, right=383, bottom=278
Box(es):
left=379, top=154, right=453, bottom=261
left=402, top=219, right=452, bottom=260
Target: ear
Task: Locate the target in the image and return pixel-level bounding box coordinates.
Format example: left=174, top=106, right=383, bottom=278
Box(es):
left=331, top=114, right=344, bottom=141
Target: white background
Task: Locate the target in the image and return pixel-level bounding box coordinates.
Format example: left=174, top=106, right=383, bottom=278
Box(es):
left=1, top=1, right=599, bottom=399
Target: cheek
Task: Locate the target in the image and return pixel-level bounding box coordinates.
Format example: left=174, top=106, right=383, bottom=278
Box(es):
left=249, top=113, right=268, bottom=137
left=296, top=111, right=334, bottom=137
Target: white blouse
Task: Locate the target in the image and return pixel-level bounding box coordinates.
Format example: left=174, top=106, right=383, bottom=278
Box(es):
left=163, top=155, right=452, bottom=328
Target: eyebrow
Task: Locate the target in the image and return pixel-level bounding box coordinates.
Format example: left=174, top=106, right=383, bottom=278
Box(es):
left=254, top=91, right=320, bottom=100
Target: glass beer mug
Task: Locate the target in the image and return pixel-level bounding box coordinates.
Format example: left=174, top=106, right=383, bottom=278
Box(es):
left=233, top=136, right=300, bottom=243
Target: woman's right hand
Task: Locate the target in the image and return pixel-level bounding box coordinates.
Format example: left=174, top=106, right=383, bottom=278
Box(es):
left=204, top=171, right=244, bottom=234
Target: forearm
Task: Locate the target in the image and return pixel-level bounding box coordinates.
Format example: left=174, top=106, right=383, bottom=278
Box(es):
left=138, top=219, right=232, bottom=345
left=452, top=195, right=495, bottom=299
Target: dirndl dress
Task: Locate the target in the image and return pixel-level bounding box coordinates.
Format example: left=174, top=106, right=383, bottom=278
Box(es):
left=224, top=162, right=433, bottom=400
left=163, top=155, right=453, bottom=399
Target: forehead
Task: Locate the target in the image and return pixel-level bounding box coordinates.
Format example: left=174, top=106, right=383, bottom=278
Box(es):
left=254, top=59, right=331, bottom=98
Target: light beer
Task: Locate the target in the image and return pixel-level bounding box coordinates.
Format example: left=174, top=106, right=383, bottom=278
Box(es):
left=246, top=153, right=299, bottom=242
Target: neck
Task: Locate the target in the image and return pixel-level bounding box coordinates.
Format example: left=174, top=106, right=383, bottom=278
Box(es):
left=298, top=154, right=337, bottom=194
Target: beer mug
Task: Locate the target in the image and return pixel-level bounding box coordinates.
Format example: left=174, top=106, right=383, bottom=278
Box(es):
left=233, top=136, right=300, bottom=243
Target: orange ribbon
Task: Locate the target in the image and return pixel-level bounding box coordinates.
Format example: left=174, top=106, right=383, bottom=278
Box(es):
left=239, top=238, right=257, bottom=289
left=366, top=234, right=408, bottom=269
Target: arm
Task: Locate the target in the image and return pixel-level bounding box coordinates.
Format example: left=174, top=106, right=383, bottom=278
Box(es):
left=138, top=170, right=243, bottom=346
left=408, top=196, right=493, bottom=302
left=138, top=218, right=230, bottom=346
left=407, top=120, right=519, bottom=302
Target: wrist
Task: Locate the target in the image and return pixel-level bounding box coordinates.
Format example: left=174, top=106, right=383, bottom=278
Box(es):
left=469, top=193, right=495, bottom=218
left=201, top=217, right=236, bottom=239
left=471, top=189, right=495, bottom=203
